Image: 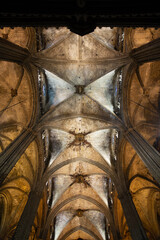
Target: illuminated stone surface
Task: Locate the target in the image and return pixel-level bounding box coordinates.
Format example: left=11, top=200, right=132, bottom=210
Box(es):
left=0, top=26, right=160, bottom=240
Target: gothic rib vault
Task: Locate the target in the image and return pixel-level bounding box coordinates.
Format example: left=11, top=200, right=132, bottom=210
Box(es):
left=0, top=27, right=160, bottom=240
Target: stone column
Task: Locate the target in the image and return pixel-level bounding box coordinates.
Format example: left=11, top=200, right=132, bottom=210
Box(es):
left=0, top=129, right=35, bottom=185
left=0, top=37, right=31, bottom=64
left=118, top=189, right=149, bottom=240
left=12, top=185, right=44, bottom=240
left=130, top=37, right=160, bottom=65
left=126, top=128, right=160, bottom=184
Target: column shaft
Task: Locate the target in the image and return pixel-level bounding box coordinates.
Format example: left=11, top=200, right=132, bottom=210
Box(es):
left=126, top=129, right=160, bottom=184
left=12, top=187, right=43, bottom=240
left=0, top=129, right=35, bottom=185
left=118, top=190, right=149, bottom=240
left=0, top=37, right=31, bottom=64
left=130, top=37, right=160, bottom=65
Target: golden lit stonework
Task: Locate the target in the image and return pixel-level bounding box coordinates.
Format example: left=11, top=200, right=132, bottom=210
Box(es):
left=0, top=26, right=160, bottom=240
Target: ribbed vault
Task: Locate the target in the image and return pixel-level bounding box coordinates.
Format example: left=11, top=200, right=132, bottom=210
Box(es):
left=0, top=26, right=160, bottom=240
left=36, top=29, right=119, bottom=240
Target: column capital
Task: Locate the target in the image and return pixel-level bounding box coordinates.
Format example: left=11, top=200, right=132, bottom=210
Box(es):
left=0, top=36, right=31, bottom=64
left=129, top=37, right=160, bottom=65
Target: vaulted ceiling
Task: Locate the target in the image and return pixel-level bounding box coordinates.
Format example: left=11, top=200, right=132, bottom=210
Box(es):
left=0, top=26, right=160, bottom=240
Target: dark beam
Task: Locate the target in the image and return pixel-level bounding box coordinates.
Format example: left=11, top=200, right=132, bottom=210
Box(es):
left=0, top=0, right=160, bottom=35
